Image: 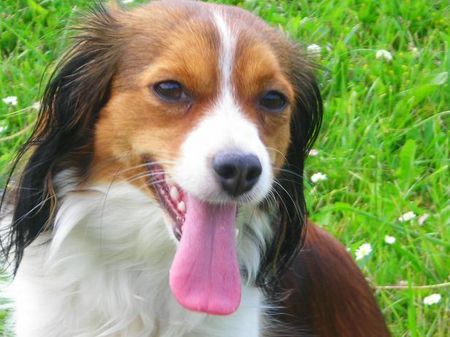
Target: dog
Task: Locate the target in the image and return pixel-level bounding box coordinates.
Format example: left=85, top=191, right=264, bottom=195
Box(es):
left=0, top=1, right=391, bottom=336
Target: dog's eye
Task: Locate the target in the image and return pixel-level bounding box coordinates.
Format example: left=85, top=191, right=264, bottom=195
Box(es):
left=259, top=91, right=287, bottom=112
left=154, top=81, right=188, bottom=102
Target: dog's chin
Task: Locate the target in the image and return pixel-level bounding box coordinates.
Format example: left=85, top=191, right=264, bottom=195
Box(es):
left=144, top=160, right=266, bottom=242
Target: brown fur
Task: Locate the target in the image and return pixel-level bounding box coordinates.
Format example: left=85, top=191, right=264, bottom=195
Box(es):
left=84, top=3, right=391, bottom=335
left=2, top=1, right=390, bottom=335
left=268, top=223, right=391, bottom=337
left=90, top=1, right=296, bottom=191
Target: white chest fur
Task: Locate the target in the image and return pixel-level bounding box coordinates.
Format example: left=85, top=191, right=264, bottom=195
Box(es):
left=9, top=183, right=270, bottom=337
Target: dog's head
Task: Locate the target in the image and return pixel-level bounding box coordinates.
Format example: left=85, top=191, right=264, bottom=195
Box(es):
left=2, top=0, right=322, bottom=315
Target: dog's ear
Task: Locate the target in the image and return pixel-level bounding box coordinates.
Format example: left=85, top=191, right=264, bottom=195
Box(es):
left=258, top=54, right=323, bottom=291
left=1, top=5, right=122, bottom=273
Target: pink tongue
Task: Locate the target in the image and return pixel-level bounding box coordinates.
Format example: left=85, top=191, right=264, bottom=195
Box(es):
left=169, top=194, right=241, bottom=315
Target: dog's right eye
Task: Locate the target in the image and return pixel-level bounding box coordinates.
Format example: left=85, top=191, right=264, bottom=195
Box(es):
left=153, top=81, right=188, bottom=102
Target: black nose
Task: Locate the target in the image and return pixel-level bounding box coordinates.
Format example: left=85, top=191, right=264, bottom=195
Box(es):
left=212, top=152, right=262, bottom=197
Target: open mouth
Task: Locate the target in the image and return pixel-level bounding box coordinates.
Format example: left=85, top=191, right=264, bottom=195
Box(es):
left=144, top=159, right=242, bottom=316
left=146, top=162, right=186, bottom=240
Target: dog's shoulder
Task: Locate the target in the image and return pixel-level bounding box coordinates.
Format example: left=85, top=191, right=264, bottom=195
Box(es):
left=274, top=223, right=391, bottom=337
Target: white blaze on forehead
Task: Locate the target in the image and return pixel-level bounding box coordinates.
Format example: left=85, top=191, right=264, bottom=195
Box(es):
left=171, top=10, right=272, bottom=203
left=213, top=11, right=236, bottom=91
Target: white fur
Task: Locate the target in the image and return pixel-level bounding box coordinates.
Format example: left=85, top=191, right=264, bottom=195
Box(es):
left=8, top=10, right=275, bottom=337
left=172, top=11, right=273, bottom=205
left=9, top=181, right=272, bottom=337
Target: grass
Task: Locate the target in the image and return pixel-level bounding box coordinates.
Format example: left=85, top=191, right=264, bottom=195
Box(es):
left=0, top=0, right=448, bottom=336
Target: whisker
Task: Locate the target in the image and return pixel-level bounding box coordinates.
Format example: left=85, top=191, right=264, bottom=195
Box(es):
left=269, top=188, right=290, bottom=220
left=266, top=146, right=288, bottom=162
left=125, top=170, right=165, bottom=181
left=276, top=168, right=305, bottom=180
left=272, top=179, right=303, bottom=222
left=128, top=176, right=166, bottom=184
left=114, top=160, right=177, bottom=176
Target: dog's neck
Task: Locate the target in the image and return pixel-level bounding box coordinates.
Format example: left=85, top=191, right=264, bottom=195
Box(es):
left=50, top=177, right=273, bottom=282
left=12, top=177, right=271, bottom=337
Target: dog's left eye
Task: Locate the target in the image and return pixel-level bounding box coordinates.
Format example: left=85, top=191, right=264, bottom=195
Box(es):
left=258, top=91, right=287, bottom=112
left=153, top=81, right=188, bottom=102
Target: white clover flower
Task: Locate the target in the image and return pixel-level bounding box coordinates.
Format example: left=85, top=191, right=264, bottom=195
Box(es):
left=31, top=101, right=41, bottom=110
left=418, top=213, right=430, bottom=226
left=408, top=43, right=420, bottom=58
left=432, top=72, right=448, bottom=86
left=0, top=125, right=7, bottom=134
left=2, top=96, right=18, bottom=106
left=309, top=149, right=319, bottom=156
left=375, top=49, right=393, bottom=62
left=398, top=211, right=416, bottom=222
left=384, top=235, right=396, bottom=244
left=307, top=44, right=321, bottom=57
left=355, top=243, right=372, bottom=261
left=311, top=172, right=327, bottom=183
left=122, top=0, right=134, bottom=3
left=423, top=293, right=441, bottom=305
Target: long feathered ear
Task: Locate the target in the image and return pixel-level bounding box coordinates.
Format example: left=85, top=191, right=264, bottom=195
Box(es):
left=0, top=5, right=122, bottom=273
left=257, top=54, right=323, bottom=291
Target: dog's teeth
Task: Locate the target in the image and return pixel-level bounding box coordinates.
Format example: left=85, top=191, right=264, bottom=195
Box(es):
left=177, top=201, right=186, bottom=213
left=166, top=175, right=174, bottom=185
left=235, top=228, right=239, bottom=238
left=169, top=186, right=180, bottom=201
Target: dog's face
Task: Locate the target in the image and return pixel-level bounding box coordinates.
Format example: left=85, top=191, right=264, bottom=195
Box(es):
left=93, top=2, right=294, bottom=223
left=93, top=4, right=295, bottom=213
left=5, top=0, right=322, bottom=317
left=90, top=3, right=299, bottom=314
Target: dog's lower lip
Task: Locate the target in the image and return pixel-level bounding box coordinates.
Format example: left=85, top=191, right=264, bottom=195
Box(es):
left=145, top=161, right=185, bottom=239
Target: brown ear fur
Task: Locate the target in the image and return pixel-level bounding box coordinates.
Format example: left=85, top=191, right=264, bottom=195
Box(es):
left=270, top=223, right=391, bottom=337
